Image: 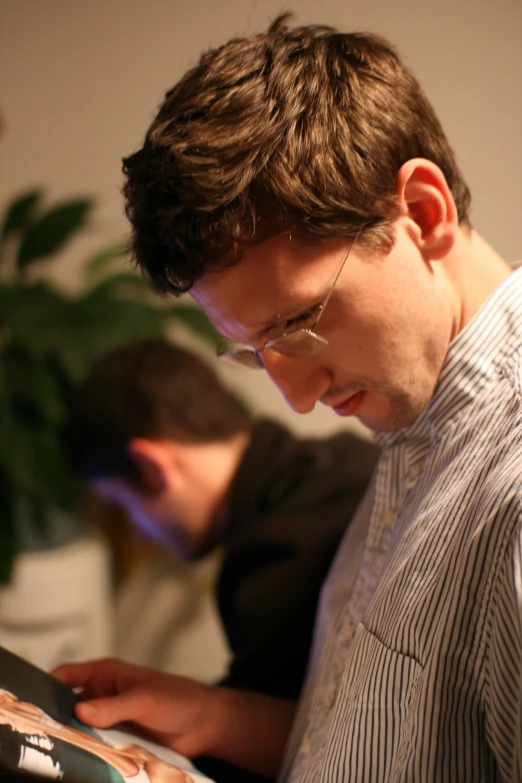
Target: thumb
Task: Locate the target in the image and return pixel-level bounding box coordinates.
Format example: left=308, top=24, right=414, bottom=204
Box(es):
left=74, top=699, right=111, bottom=728
left=74, top=689, right=145, bottom=729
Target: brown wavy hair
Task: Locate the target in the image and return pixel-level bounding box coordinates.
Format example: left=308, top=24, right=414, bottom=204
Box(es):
left=122, top=14, right=471, bottom=295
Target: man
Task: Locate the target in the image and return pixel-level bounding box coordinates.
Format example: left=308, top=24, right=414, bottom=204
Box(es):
left=54, top=14, right=522, bottom=783
left=65, top=338, right=378, bottom=782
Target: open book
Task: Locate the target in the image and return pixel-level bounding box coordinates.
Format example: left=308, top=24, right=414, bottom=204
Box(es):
left=0, top=644, right=214, bottom=783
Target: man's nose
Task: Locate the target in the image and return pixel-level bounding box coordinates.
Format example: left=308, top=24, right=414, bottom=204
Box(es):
left=262, top=352, right=331, bottom=414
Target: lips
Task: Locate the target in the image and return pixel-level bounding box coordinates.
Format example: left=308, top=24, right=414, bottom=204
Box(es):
left=332, top=390, right=366, bottom=416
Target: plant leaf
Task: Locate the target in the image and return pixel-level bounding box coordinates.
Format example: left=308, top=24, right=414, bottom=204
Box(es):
left=0, top=281, right=69, bottom=356
left=169, top=303, right=219, bottom=346
left=0, top=529, right=15, bottom=583
left=3, top=350, right=68, bottom=424
left=83, top=242, right=127, bottom=283
left=0, top=406, right=75, bottom=508
left=17, top=199, right=93, bottom=270
left=0, top=189, right=42, bottom=241
left=58, top=291, right=167, bottom=380
left=0, top=471, right=15, bottom=584
left=85, top=271, right=152, bottom=298
left=0, top=361, right=6, bottom=398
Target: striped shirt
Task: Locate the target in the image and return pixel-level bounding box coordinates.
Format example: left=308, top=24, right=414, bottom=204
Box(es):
left=281, top=268, right=522, bottom=782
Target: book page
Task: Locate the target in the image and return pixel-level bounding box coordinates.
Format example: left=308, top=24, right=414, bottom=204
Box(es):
left=0, top=644, right=214, bottom=783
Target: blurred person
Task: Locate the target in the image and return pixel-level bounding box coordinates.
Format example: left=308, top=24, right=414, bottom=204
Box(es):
left=55, top=14, right=522, bottom=783
left=65, top=338, right=378, bottom=782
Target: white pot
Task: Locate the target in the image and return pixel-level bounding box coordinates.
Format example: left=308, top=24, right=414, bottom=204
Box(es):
left=0, top=530, right=113, bottom=671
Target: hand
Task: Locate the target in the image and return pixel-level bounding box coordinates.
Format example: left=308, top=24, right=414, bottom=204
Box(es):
left=52, top=658, right=223, bottom=759
left=52, top=658, right=296, bottom=778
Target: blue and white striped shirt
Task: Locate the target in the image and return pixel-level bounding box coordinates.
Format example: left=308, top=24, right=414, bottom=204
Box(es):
left=281, top=268, right=522, bottom=782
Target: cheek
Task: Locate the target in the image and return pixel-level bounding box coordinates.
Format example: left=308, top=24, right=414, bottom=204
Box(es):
left=325, top=295, right=388, bottom=361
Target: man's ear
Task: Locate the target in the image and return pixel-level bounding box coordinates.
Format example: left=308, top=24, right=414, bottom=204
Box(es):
left=126, top=438, right=174, bottom=493
left=395, top=158, right=459, bottom=260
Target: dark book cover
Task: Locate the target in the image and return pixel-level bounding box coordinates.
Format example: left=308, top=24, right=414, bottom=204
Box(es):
left=0, top=644, right=213, bottom=783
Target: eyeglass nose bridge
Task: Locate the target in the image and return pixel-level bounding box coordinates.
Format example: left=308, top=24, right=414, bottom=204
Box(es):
left=217, top=327, right=329, bottom=369
left=216, top=339, right=264, bottom=369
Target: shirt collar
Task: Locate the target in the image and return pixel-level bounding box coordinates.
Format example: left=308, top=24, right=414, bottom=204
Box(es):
left=378, top=266, right=522, bottom=450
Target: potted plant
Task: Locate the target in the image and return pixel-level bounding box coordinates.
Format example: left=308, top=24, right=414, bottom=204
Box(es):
left=0, top=189, right=217, bottom=584
left=0, top=188, right=218, bottom=668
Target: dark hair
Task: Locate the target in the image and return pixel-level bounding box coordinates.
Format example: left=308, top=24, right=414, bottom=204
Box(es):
left=66, top=340, right=251, bottom=484
left=122, top=13, right=471, bottom=295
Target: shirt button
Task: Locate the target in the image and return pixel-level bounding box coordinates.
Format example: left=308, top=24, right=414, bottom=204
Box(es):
left=343, top=622, right=356, bottom=641
left=301, top=736, right=312, bottom=753
left=407, top=463, right=423, bottom=482
left=382, top=508, right=395, bottom=528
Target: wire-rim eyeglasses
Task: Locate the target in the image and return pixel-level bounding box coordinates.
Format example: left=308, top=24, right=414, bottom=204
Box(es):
left=216, top=227, right=363, bottom=370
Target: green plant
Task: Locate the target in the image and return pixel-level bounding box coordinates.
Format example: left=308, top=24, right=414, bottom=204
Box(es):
left=0, top=189, right=218, bottom=582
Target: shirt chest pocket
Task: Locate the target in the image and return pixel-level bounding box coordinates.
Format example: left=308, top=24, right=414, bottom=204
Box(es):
left=324, top=624, right=423, bottom=782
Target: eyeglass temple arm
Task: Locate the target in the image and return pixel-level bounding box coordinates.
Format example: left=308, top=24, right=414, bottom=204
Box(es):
left=312, top=225, right=363, bottom=328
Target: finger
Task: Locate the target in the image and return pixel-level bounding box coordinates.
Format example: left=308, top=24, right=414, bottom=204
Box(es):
left=52, top=659, right=137, bottom=699
left=52, top=662, right=97, bottom=687
left=73, top=686, right=176, bottom=733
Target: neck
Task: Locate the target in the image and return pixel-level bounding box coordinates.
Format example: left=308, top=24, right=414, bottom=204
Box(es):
left=182, top=428, right=252, bottom=539
left=445, top=227, right=512, bottom=340
left=211, top=429, right=252, bottom=534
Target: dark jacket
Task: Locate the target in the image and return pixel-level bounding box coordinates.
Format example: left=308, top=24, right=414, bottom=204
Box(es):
left=197, top=420, right=379, bottom=783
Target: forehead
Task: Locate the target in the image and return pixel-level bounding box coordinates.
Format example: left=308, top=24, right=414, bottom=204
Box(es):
left=191, top=234, right=347, bottom=341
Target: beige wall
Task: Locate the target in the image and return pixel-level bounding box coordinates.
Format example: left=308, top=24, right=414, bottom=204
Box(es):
left=1, top=0, right=521, bottom=438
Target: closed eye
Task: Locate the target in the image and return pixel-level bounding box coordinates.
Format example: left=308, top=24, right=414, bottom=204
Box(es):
left=283, top=304, right=323, bottom=331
